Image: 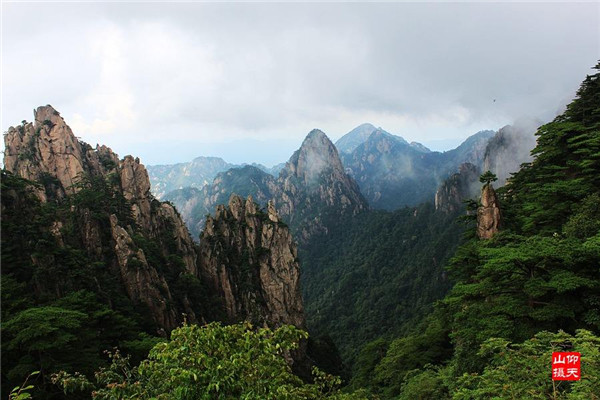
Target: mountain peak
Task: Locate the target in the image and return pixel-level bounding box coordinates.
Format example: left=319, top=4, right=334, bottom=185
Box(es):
left=285, top=129, right=343, bottom=184
left=335, top=123, right=378, bottom=153
left=365, top=128, right=408, bottom=148
left=307, top=128, right=328, bottom=138
left=410, top=141, right=431, bottom=153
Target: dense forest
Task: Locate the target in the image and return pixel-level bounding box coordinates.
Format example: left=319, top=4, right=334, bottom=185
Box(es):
left=300, top=203, right=463, bottom=369
left=347, top=63, right=600, bottom=398
left=2, top=63, right=599, bottom=399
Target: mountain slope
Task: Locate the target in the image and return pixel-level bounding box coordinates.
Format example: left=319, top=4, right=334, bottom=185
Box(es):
left=1, top=106, right=307, bottom=398
left=147, top=158, right=284, bottom=200
left=300, top=203, right=464, bottom=367
left=341, top=129, right=493, bottom=210
left=165, top=129, right=368, bottom=244
left=353, top=63, right=600, bottom=400
left=147, top=156, right=236, bottom=199
left=335, top=123, right=378, bottom=153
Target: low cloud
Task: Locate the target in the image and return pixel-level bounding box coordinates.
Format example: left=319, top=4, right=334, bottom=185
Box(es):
left=2, top=2, right=598, bottom=165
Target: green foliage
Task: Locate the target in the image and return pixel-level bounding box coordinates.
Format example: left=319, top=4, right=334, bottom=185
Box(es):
left=397, top=366, right=449, bottom=400
left=9, top=371, right=40, bottom=400
left=506, top=63, right=600, bottom=235
left=453, top=330, right=600, bottom=399
left=54, top=323, right=370, bottom=399
left=0, top=170, right=186, bottom=398
left=478, top=170, right=497, bottom=186
left=356, top=64, right=600, bottom=398
left=301, top=203, right=463, bottom=367
left=563, top=193, right=600, bottom=239
left=372, top=310, right=452, bottom=397
left=445, top=233, right=599, bottom=374
left=70, top=172, right=133, bottom=225
left=350, top=338, right=388, bottom=391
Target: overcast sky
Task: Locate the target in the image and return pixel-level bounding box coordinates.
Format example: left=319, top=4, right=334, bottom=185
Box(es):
left=2, top=1, right=598, bottom=166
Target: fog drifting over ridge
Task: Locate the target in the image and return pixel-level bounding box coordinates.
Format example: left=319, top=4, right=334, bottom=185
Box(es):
left=2, top=2, right=598, bottom=166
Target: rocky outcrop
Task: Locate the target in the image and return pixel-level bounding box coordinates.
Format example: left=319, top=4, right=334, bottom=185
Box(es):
left=477, top=184, right=502, bottom=239
left=120, top=155, right=153, bottom=231
left=274, top=130, right=367, bottom=241
left=3, top=105, right=199, bottom=329
left=3, top=105, right=307, bottom=335
left=109, top=214, right=179, bottom=329
left=164, top=166, right=278, bottom=240
left=4, top=107, right=85, bottom=200
left=198, top=194, right=305, bottom=329
left=435, top=163, right=480, bottom=213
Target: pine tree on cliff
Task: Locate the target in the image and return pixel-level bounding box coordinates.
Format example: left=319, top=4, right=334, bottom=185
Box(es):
left=479, top=170, right=497, bottom=186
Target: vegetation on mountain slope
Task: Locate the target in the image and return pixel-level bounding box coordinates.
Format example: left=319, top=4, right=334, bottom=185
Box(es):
left=350, top=63, right=600, bottom=399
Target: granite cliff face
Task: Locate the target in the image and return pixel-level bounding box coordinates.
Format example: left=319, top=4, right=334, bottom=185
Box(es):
left=165, top=166, right=278, bottom=239
left=3, top=106, right=199, bottom=329
left=435, top=163, right=480, bottom=213
left=198, top=195, right=305, bottom=329
left=477, top=184, right=502, bottom=239
left=3, top=105, right=306, bottom=333
left=274, top=129, right=367, bottom=240
left=5, top=106, right=99, bottom=201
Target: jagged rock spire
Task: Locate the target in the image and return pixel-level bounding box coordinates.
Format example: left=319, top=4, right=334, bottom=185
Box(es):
left=477, top=184, right=502, bottom=239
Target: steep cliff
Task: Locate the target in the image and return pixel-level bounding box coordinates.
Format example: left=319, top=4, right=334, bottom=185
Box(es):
left=198, top=194, right=305, bottom=329
left=3, top=106, right=200, bottom=330
left=274, top=129, right=368, bottom=241
left=435, top=163, right=480, bottom=213
left=2, top=105, right=305, bottom=335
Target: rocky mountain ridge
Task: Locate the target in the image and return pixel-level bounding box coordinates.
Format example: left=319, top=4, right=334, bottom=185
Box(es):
left=340, top=128, right=494, bottom=209
left=198, top=195, right=305, bottom=329
left=164, top=129, right=368, bottom=243
left=147, top=157, right=283, bottom=199
left=2, top=105, right=305, bottom=333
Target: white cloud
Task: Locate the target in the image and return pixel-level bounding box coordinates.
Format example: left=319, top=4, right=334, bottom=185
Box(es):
left=1, top=2, right=598, bottom=165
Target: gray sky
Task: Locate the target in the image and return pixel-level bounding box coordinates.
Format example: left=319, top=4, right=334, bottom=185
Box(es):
left=2, top=1, right=598, bottom=166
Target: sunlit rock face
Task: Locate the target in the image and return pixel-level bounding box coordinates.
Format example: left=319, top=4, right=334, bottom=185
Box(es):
left=477, top=184, right=502, bottom=239
left=4, top=105, right=309, bottom=335
left=3, top=105, right=199, bottom=329
left=198, top=194, right=305, bottom=329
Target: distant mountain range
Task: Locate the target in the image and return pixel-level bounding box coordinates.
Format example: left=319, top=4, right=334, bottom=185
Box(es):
left=156, top=122, right=537, bottom=239
left=147, top=157, right=283, bottom=199
left=164, top=130, right=367, bottom=241
left=339, top=127, right=494, bottom=209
